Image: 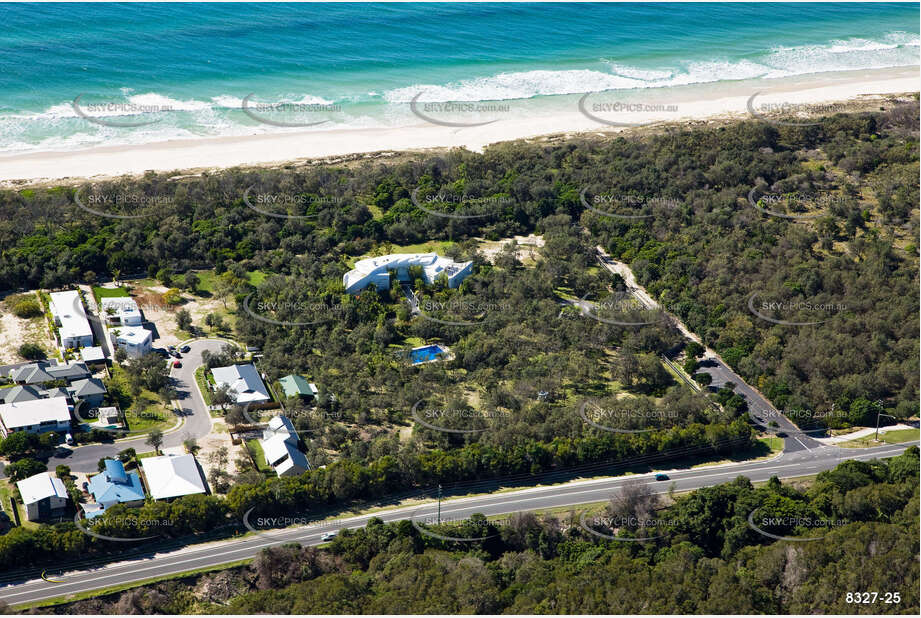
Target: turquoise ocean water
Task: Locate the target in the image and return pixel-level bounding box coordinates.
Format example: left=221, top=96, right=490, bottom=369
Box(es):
left=0, top=2, right=917, bottom=153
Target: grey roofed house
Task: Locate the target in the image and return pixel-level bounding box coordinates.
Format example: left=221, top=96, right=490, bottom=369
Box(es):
left=9, top=365, right=54, bottom=385
left=46, top=362, right=91, bottom=381
left=0, top=385, right=42, bottom=404
left=41, top=387, right=71, bottom=400
left=67, top=377, right=107, bottom=401
left=9, top=361, right=90, bottom=385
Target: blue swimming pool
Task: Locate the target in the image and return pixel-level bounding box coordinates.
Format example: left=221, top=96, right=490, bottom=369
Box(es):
left=410, top=344, right=446, bottom=365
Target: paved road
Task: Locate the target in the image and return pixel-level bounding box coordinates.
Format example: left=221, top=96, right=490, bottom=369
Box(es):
left=46, top=339, right=230, bottom=473
left=593, top=248, right=822, bottom=453
left=0, top=441, right=913, bottom=607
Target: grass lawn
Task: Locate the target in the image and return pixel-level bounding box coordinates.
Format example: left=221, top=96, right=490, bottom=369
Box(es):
left=136, top=451, right=158, bottom=460
left=92, top=286, right=130, bottom=302
left=838, top=428, right=920, bottom=448
left=0, top=479, right=39, bottom=530
left=246, top=439, right=273, bottom=474
left=194, top=365, right=214, bottom=406
left=105, top=366, right=174, bottom=436
left=195, top=269, right=267, bottom=294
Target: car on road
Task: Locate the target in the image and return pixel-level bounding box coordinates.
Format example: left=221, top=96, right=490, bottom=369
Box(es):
left=776, top=432, right=787, bottom=438
left=320, top=531, right=337, bottom=542
left=179, top=345, right=191, bottom=353
left=172, top=360, right=182, bottom=368
left=655, top=473, right=669, bottom=481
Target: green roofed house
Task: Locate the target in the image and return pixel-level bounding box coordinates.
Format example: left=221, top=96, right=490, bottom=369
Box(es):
left=279, top=374, right=319, bottom=400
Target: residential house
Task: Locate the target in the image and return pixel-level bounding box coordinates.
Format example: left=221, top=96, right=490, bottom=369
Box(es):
left=85, top=459, right=146, bottom=519
left=141, top=453, right=208, bottom=500
left=210, top=363, right=270, bottom=404
left=260, top=415, right=310, bottom=477
left=0, top=385, right=43, bottom=404
left=49, top=290, right=94, bottom=349
left=9, top=361, right=90, bottom=386
left=80, top=346, right=107, bottom=366
left=343, top=253, right=473, bottom=294
left=279, top=374, right=319, bottom=400
left=0, top=396, right=71, bottom=438
left=67, top=377, right=107, bottom=408
left=16, top=472, right=69, bottom=521
left=110, top=325, right=153, bottom=359
left=100, top=297, right=143, bottom=326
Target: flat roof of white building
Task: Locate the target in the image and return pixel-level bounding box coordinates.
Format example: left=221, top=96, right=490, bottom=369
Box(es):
left=49, top=290, right=93, bottom=341
left=114, top=325, right=152, bottom=345
left=17, top=472, right=67, bottom=505
left=141, top=453, right=207, bottom=500
left=0, top=396, right=71, bottom=431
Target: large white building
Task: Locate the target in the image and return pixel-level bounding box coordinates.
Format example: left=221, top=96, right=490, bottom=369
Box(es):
left=49, top=290, right=94, bottom=349
left=100, top=297, right=143, bottom=326
left=0, top=396, right=71, bottom=438
left=110, top=325, right=153, bottom=359
left=343, top=253, right=473, bottom=295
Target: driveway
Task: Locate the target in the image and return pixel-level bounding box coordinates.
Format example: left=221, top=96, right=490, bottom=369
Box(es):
left=594, top=247, right=822, bottom=453
left=45, top=339, right=235, bottom=473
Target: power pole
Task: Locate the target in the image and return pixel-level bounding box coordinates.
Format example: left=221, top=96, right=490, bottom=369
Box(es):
left=437, top=484, right=442, bottom=525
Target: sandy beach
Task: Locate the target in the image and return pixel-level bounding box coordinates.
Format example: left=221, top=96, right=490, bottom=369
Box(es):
left=0, top=66, right=917, bottom=187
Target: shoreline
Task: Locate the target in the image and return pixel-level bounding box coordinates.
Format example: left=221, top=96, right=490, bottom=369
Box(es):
left=0, top=65, right=917, bottom=187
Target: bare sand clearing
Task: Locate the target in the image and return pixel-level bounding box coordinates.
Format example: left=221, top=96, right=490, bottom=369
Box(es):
left=0, top=67, right=917, bottom=186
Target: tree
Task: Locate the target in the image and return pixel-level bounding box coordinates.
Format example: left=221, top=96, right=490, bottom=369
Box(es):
left=6, top=458, right=46, bottom=482
left=685, top=342, right=704, bottom=359
left=162, top=288, right=183, bottom=306
left=114, top=347, right=128, bottom=363
left=176, top=308, right=192, bottom=331
left=694, top=372, right=712, bottom=386
left=156, top=268, right=172, bottom=287
left=184, top=271, right=200, bottom=293
left=55, top=464, right=71, bottom=479
left=0, top=431, right=39, bottom=458
left=146, top=429, right=164, bottom=455
left=18, top=343, right=46, bottom=360
left=212, top=384, right=236, bottom=412
left=183, top=437, right=200, bottom=455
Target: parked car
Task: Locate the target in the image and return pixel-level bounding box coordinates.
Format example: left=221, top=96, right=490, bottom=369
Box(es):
left=179, top=345, right=191, bottom=353
left=320, top=531, right=337, bottom=542
left=168, top=345, right=176, bottom=352
left=65, top=433, right=75, bottom=446
left=169, top=350, right=181, bottom=358
left=154, top=348, right=169, bottom=357
left=172, top=360, right=182, bottom=368
left=655, top=473, right=669, bottom=481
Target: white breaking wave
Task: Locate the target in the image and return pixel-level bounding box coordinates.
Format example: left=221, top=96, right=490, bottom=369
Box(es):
left=387, top=31, right=919, bottom=103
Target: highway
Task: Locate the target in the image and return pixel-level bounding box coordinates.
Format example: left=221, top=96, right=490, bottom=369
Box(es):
left=0, top=440, right=913, bottom=607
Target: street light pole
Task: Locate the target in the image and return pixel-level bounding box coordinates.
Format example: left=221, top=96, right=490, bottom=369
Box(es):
left=437, top=484, right=442, bottom=525
left=875, top=409, right=895, bottom=442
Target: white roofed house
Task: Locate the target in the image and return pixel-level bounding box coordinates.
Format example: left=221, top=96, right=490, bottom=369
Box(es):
left=110, top=325, right=153, bottom=359
left=260, top=415, right=310, bottom=477
left=210, top=363, right=271, bottom=404
left=343, top=253, right=473, bottom=295
left=141, top=453, right=208, bottom=500
left=16, top=472, right=69, bottom=521
left=49, top=290, right=94, bottom=349
left=100, top=297, right=143, bottom=326
left=0, top=397, right=72, bottom=438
